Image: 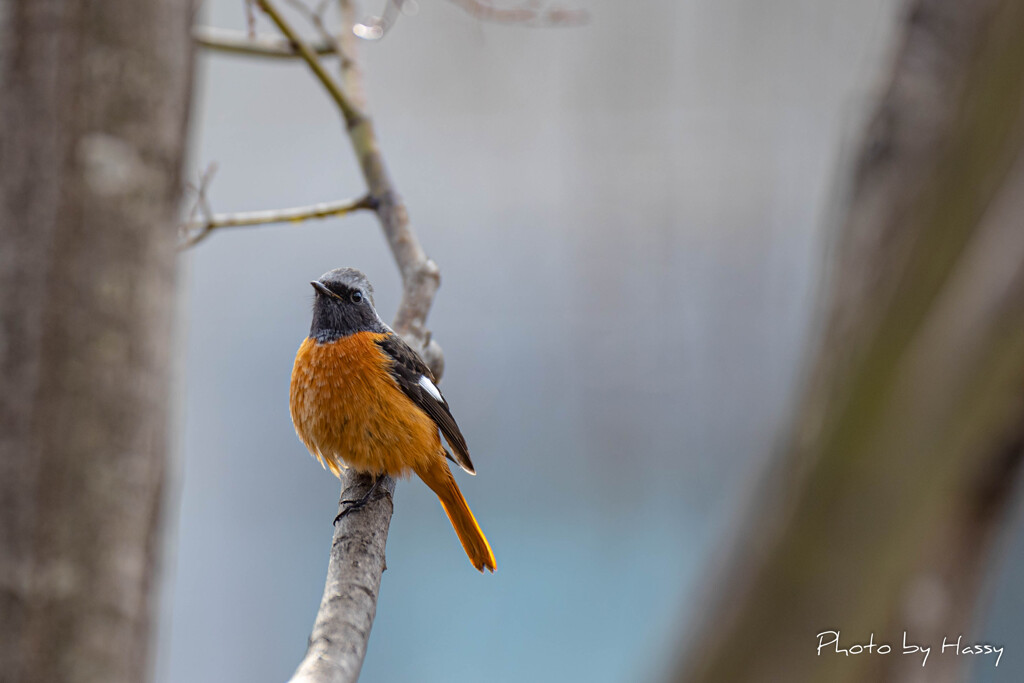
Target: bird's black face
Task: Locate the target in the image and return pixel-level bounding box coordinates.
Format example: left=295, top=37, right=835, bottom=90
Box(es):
left=308, top=268, right=387, bottom=342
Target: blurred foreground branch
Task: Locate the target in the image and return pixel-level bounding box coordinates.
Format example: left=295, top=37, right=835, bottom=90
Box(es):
left=674, top=1, right=1024, bottom=682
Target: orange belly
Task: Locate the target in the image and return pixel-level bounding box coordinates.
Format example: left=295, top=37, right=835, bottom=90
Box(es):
left=289, top=332, right=443, bottom=477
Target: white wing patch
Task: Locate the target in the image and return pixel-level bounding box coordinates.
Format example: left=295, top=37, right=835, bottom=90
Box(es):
left=418, top=375, right=443, bottom=402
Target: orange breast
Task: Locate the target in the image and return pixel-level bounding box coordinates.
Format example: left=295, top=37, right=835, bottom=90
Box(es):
left=289, top=331, right=443, bottom=477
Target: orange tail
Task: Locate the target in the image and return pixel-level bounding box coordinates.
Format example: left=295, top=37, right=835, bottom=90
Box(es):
left=414, top=460, right=496, bottom=572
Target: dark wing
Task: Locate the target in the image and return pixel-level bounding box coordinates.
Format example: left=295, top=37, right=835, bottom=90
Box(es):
left=375, top=333, right=475, bottom=475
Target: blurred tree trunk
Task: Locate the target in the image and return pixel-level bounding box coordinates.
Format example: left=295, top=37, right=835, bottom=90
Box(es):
left=0, top=1, right=193, bottom=682
left=674, top=1, right=1024, bottom=682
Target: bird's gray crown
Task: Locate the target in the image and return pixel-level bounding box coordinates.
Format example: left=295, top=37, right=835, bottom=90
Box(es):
left=318, top=267, right=375, bottom=306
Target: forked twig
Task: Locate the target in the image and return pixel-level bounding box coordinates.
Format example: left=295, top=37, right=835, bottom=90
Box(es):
left=180, top=194, right=375, bottom=249
left=191, top=25, right=337, bottom=58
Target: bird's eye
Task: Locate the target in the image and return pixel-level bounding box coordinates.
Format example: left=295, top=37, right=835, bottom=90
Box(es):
left=350, top=291, right=363, bottom=304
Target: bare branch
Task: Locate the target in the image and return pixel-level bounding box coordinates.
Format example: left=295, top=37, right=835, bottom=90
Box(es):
left=193, top=0, right=575, bottom=679
left=254, top=0, right=363, bottom=126
left=337, top=0, right=368, bottom=108
left=179, top=195, right=375, bottom=249
left=283, top=0, right=350, bottom=71
left=195, top=1, right=583, bottom=679
left=192, top=25, right=337, bottom=58
left=285, top=1, right=446, bottom=680
left=350, top=0, right=588, bottom=42
left=339, top=14, right=443, bottom=371
left=244, top=0, right=258, bottom=38
left=290, top=472, right=396, bottom=683
left=447, top=0, right=588, bottom=26
left=348, top=0, right=408, bottom=42
left=183, top=163, right=218, bottom=237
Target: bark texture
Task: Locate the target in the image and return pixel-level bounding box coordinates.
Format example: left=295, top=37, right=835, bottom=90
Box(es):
left=290, top=474, right=397, bottom=683
left=0, top=1, right=194, bottom=682
left=674, top=1, right=1024, bottom=682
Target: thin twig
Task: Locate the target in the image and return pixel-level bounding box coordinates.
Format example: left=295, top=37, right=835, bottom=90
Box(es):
left=180, top=195, right=374, bottom=249
left=244, top=0, right=258, bottom=38
left=340, top=1, right=442, bottom=369
left=337, top=0, right=367, bottom=108
left=351, top=0, right=587, bottom=42
left=348, top=0, right=407, bottom=41
left=447, top=0, right=588, bottom=26
left=192, top=25, right=336, bottom=58
left=283, top=0, right=349, bottom=68
left=254, top=0, right=363, bottom=126
left=183, top=163, right=217, bottom=234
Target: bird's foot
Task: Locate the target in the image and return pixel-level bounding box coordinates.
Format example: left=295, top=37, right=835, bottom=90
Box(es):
left=333, top=476, right=385, bottom=525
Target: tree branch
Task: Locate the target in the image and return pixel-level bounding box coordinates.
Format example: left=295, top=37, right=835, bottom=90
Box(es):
left=282, top=0, right=350, bottom=64
left=231, top=1, right=444, bottom=681
left=447, top=0, right=588, bottom=26
left=249, top=3, right=441, bottom=355
left=180, top=195, right=375, bottom=248
left=290, top=473, right=396, bottom=683
left=192, top=25, right=337, bottom=58
left=351, top=0, right=588, bottom=41
left=337, top=0, right=367, bottom=109
left=254, top=0, right=363, bottom=127
left=201, top=0, right=529, bottom=677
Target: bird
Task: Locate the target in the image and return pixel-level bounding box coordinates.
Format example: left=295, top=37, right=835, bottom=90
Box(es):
left=289, top=267, right=496, bottom=572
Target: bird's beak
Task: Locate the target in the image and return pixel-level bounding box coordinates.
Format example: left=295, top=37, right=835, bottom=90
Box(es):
left=311, top=281, right=336, bottom=298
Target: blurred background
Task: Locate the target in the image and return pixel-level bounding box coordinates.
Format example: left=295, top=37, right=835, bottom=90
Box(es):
left=157, top=1, right=1024, bottom=681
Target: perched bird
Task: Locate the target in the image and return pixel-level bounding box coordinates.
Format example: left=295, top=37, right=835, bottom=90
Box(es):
left=289, top=267, right=496, bottom=572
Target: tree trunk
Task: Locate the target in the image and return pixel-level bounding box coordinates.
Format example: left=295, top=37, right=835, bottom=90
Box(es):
left=673, top=0, right=1024, bottom=681
left=0, top=1, right=193, bottom=682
